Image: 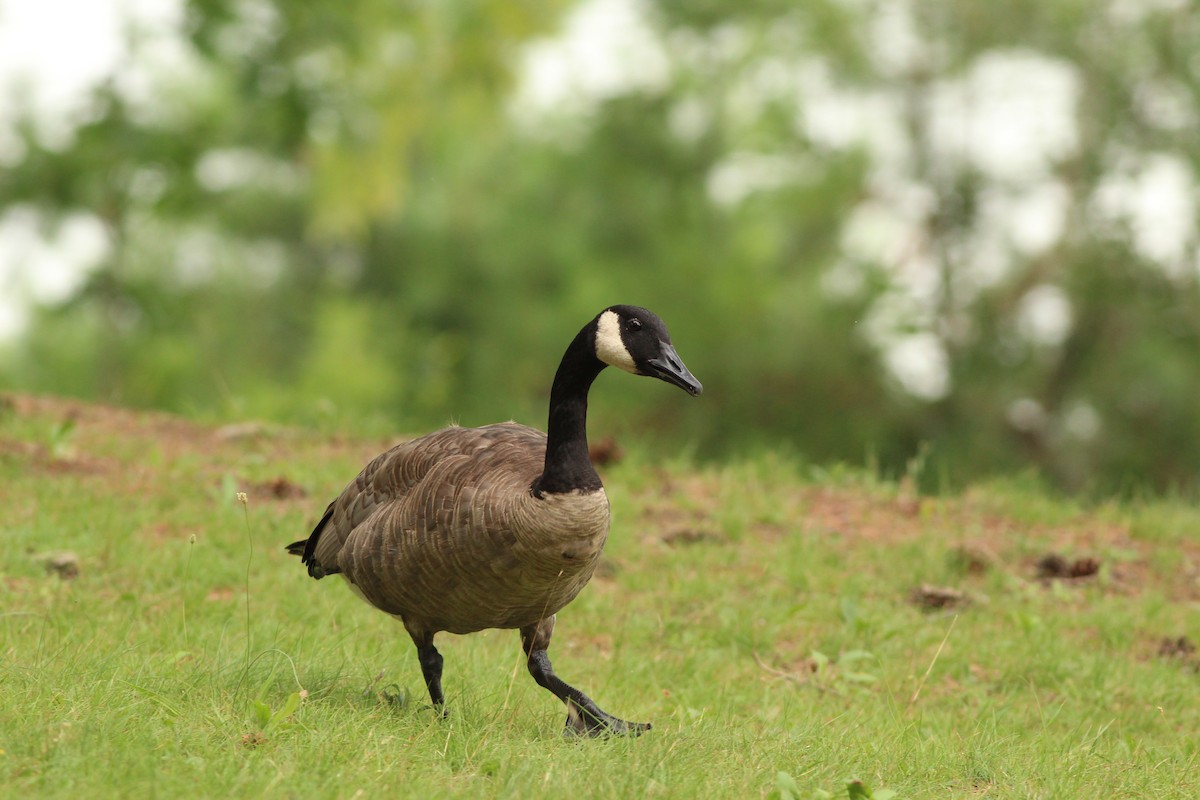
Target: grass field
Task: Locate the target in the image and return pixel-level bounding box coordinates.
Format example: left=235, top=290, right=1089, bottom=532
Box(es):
left=2, top=392, right=1198, bottom=799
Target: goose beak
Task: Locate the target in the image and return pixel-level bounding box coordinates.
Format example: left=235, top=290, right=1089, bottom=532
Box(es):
left=646, top=342, right=703, bottom=397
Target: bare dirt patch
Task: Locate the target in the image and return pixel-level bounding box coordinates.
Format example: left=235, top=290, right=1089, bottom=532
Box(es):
left=1156, top=636, right=1200, bottom=673
left=639, top=504, right=724, bottom=547
left=0, top=437, right=114, bottom=476
left=1157, top=636, right=1196, bottom=660
left=589, top=435, right=624, bottom=466
left=949, top=543, right=998, bottom=575
left=6, top=392, right=212, bottom=450
left=797, top=486, right=929, bottom=542
left=247, top=476, right=308, bottom=501
left=0, top=392, right=404, bottom=502
left=1036, top=553, right=1101, bottom=582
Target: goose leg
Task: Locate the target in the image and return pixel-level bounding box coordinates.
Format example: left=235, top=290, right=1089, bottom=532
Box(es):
left=408, top=629, right=446, bottom=710
left=520, top=616, right=651, bottom=738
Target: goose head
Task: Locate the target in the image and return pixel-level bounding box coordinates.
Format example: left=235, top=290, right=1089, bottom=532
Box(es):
left=593, top=305, right=703, bottom=396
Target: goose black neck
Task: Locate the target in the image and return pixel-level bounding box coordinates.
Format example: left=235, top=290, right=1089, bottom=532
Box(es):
left=533, top=326, right=605, bottom=496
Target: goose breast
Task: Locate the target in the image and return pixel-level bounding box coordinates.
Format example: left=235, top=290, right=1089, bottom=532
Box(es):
left=329, top=423, right=611, bottom=634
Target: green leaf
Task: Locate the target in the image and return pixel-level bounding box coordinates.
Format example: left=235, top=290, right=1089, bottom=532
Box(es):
left=847, top=780, right=871, bottom=799
left=844, top=781, right=896, bottom=800
left=251, top=700, right=272, bottom=729
left=270, top=691, right=302, bottom=727
left=776, top=771, right=801, bottom=800
left=842, top=671, right=879, bottom=684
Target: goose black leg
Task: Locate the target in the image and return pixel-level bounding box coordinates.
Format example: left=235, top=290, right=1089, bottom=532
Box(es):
left=520, top=616, right=650, bottom=738
left=408, top=629, right=446, bottom=710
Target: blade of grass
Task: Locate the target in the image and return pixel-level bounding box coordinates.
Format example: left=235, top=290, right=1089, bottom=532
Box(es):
left=909, top=614, right=958, bottom=708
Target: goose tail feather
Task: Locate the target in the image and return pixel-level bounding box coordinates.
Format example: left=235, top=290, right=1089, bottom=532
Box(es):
left=284, top=503, right=339, bottom=579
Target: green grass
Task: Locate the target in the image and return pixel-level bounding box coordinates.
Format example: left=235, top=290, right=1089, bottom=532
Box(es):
left=2, top=393, right=1199, bottom=798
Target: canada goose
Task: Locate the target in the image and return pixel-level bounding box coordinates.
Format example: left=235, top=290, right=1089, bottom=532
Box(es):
left=285, top=305, right=701, bottom=736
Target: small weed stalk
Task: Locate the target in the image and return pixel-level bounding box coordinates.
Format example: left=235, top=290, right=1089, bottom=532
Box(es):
left=238, top=491, right=252, bottom=675
left=909, top=614, right=958, bottom=709
left=181, top=532, right=197, bottom=651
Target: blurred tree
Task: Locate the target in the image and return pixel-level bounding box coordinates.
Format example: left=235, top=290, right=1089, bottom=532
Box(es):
left=633, top=0, right=1200, bottom=492
left=1, top=0, right=1198, bottom=494
left=1, top=0, right=568, bottom=427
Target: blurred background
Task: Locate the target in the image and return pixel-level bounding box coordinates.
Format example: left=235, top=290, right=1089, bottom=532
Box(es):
left=0, top=0, right=1198, bottom=496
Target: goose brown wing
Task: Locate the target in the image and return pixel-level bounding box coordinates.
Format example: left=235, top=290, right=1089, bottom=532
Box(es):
left=340, top=425, right=596, bottom=631
left=297, top=422, right=545, bottom=578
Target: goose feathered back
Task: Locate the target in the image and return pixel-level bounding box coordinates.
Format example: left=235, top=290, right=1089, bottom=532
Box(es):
left=302, top=421, right=610, bottom=635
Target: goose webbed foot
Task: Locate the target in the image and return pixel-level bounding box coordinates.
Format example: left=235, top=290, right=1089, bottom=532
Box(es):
left=564, top=699, right=651, bottom=738
left=521, top=617, right=650, bottom=738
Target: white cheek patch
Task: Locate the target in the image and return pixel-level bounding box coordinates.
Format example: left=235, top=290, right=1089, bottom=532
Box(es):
left=594, top=310, right=638, bottom=374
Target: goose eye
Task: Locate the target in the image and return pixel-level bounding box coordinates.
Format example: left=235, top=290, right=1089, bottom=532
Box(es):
left=627, top=318, right=642, bottom=331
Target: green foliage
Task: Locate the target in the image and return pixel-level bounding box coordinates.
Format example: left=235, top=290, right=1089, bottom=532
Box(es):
left=2, top=0, right=1199, bottom=494
left=248, top=661, right=306, bottom=737
left=847, top=781, right=896, bottom=800
left=45, top=418, right=76, bottom=460
left=249, top=690, right=302, bottom=732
